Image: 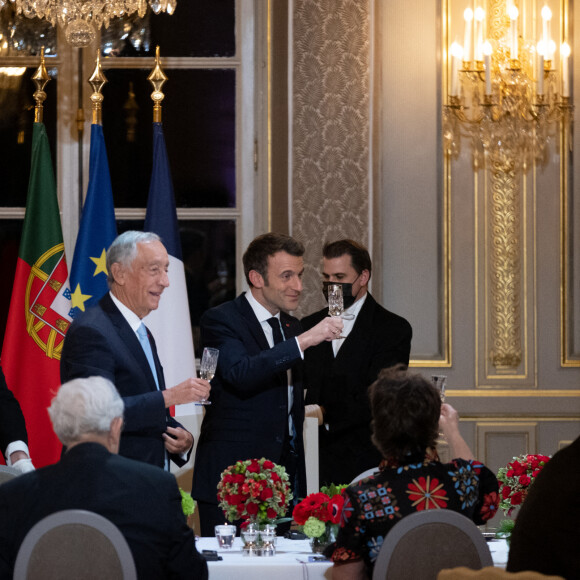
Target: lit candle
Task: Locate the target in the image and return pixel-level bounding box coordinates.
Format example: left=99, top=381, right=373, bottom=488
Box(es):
left=561, top=42, right=571, bottom=97
left=474, top=7, right=485, bottom=62
left=463, top=8, right=473, bottom=63
left=537, top=41, right=544, bottom=95
left=450, top=42, right=464, bottom=97
left=508, top=6, right=518, bottom=60
left=541, top=5, right=552, bottom=52
left=483, top=41, right=492, bottom=95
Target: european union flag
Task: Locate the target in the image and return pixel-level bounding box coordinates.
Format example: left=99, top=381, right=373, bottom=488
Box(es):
left=69, top=124, right=117, bottom=318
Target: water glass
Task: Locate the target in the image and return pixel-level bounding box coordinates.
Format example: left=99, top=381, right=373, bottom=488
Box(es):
left=215, top=524, right=235, bottom=549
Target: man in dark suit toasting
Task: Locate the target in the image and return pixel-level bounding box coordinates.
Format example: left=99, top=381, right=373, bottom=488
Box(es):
left=191, top=233, right=343, bottom=536
left=302, top=239, right=412, bottom=486
left=61, top=231, right=210, bottom=469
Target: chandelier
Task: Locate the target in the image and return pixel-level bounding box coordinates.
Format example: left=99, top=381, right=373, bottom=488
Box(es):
left=443, top=0, right=573, bottom=170
left=1, top=0, right=177, bottom=47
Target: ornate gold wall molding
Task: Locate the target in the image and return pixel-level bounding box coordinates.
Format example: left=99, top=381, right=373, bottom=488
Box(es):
left=291, top=0, right=371, bottom=316
left=488, top=158, right=522, bottom=369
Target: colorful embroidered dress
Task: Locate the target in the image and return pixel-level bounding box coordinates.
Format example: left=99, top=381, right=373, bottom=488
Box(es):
left=327, top=450, right=499, bottom=573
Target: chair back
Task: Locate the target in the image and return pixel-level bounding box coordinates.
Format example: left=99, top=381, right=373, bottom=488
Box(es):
left=0, top=464, right=20, bottom=484
left=13, top=509, right=137, bottom=580
left=349, top=467, right=379, bottom=484
left=372, top=509, right=493, bottom=580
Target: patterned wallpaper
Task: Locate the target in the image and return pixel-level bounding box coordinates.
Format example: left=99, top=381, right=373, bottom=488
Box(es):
left=291, top=0, right=371, bottom=317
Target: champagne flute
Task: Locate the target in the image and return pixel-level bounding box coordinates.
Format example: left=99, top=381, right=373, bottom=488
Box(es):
left=327, top=284, right=346, bottom=339
left=196, top=347, right=219, bottom=406
left=432, top=375, right=447, bottom=441
left=431, top=375, right=447, bottom=403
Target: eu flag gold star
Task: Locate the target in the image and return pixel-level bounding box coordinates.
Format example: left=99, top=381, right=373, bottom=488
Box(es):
left=90, top=249, right=108, bottom=277
left=70, top=284, right=92, bottom=312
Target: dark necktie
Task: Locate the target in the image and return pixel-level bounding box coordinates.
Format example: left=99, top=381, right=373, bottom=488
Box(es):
left=267, top=316, right=296, bottom=442
left=266, top=316, right=285, bottom=345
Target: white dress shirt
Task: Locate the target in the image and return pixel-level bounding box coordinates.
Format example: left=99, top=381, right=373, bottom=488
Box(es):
left=332, top=292, right=367, bottom=356
left=245, top=290, right=296, bottom=436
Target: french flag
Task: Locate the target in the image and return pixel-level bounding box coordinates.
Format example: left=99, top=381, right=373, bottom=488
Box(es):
left=144, top=122, right=197, bottom=416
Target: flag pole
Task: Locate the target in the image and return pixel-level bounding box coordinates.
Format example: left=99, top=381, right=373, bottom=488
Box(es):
left=31, top=49, right=50, bottom=124
left=88, top=50, right=107, bottom=126
left=148, top=45, right=168, bottom=123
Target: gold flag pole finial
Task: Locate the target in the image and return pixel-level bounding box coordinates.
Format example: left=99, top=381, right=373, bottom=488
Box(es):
left=88, top=49, right=108, bottom=125
left=32, top=49, right=50, bottom=124
left=148, top=46, right=168, bottom=123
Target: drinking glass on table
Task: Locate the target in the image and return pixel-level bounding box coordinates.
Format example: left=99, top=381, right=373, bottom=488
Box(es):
left=327, top=284, right=347, bottom=338
left=215, top=524, right=235, bottom=549
left=196, top=347, right=219, bottom=406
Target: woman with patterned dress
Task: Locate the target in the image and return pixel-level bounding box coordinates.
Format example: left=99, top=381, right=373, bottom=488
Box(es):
left=327, top=364, right=499, bottom=580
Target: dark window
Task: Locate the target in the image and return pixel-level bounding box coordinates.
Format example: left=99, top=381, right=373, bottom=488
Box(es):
left=100, top=1, right=235, bottom=58
left=0, top=7, right=56, bottom=57
left=0, top=67, right=58, bottom=207
left=102, top=68, right=236, bottom=209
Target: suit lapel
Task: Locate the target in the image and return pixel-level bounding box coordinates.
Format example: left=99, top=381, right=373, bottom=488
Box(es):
left=100, top=294, right=160, bottom=393
left=236, top=293, right=271, bottom=351
left=334, top=294, right=376, bottom=364
left=280, top=311, right=300, bottom=340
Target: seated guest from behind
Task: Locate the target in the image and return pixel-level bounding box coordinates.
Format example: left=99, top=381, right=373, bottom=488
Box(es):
left=0, top=376, right=207, bottom=580
left=328, top=364, right=499, bottom=580
left=507, top=435, right=580, bottom=579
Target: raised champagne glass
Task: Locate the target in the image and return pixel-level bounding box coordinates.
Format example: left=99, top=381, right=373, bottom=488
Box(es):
left=431, top=375, right=447, bottom=403
left=196, top=347, right=219, bottom=405
left=327, top=284, right=346, bottom=339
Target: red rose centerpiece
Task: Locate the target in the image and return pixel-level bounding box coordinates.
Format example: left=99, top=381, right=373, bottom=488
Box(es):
left=217, top=457, right=292, bottom=527
left=292, top=484, right=346, bottom=553
left=496, top=453, right=550, bottom=542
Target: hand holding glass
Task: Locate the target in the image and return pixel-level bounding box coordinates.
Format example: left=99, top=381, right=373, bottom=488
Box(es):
left=196, top=347, right=219, bottom=406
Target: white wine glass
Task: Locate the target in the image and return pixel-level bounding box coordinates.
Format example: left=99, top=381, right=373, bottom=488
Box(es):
left=327, top=284, right=346, bottom=339
left=196, top=347, right=219, bottom=406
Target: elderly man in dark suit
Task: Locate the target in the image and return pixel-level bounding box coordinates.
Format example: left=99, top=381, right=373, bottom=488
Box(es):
left=61, top=231, right=210, bottom=469
left=0, top=376, right=207, bottom=580
left=191, top=232, right=343, bottom=536
left=0, top=365, right=34, bottom=473
left=302, top=239, right=412, bottom=486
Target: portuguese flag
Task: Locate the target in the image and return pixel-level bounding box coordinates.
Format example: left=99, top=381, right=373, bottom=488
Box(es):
left=1, top=123, right=72, bottom=468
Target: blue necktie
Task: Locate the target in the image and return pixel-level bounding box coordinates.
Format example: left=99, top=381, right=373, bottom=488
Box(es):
left=137, top=323, right=169, bottom=471
left=137, top=323, right=160, bottom=390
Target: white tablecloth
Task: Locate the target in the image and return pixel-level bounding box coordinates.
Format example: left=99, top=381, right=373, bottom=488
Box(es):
left=196, top=537, right=509, bottom=579
left=197, top=536, right=332, bottom=580
left=488, top=539, right=509, bottom=568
